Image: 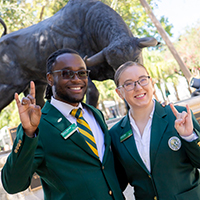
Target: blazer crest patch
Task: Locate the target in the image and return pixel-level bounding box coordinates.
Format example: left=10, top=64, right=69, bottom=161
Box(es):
left=168, top=136, right=181, bottom=151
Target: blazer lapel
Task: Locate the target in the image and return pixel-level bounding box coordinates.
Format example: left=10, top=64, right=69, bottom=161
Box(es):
left=150, top=101, right=168, bottom=170
left=120, top=115, right=149, bottom=174
left=42, top=102, right=99, bottom=159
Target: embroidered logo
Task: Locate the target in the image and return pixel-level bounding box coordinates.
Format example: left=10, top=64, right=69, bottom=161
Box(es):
left=168, top=136, right=181, bottom=151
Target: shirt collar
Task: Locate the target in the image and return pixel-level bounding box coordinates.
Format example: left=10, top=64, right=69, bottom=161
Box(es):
left=50, top=97, right=83, bottom=118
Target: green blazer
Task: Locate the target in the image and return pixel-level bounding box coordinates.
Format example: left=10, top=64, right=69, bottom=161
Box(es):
left=2, top=101, right=124, bottom=200
left=110, top=100, right=200, bottom=200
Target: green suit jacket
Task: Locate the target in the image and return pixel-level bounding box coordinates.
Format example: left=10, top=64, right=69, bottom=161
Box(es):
left=2, top=101, right=124, bottom=200
left=110, top=100, right=200, bottom=200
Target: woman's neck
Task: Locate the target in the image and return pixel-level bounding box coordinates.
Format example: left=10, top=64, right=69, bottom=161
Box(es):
left=130, top=100, right=154, bottom=122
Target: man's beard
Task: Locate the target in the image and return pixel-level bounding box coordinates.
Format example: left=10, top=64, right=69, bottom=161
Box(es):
left=54, top=84, right=86, bottom=104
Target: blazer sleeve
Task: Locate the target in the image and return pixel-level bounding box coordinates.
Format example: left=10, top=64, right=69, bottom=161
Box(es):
left=1, top=124, right=43, bottom=194
left=180, top=110, right=200, bottom=168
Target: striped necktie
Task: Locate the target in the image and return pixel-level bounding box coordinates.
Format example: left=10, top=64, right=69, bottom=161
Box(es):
left=70, top=108, right=99, bottom=158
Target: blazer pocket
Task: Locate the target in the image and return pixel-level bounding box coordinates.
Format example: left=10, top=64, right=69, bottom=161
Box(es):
left=175, top=184, right=200, bottom=200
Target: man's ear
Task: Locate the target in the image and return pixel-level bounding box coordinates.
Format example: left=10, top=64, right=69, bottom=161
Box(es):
left=47, top=73, right=54, bottom=86
left=115, top=88, right=124, bottom=100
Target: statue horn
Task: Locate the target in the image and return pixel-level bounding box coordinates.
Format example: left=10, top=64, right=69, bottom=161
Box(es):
left=84, top=50, right=105, bottom=67
left=138, top=37, right=159, bottom=48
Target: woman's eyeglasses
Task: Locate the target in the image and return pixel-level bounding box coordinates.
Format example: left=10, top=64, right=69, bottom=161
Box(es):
left=118, top=76, right=150, bottom=91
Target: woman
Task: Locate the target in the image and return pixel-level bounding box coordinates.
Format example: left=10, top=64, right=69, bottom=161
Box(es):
left=110, top=61, right=200, bottom=200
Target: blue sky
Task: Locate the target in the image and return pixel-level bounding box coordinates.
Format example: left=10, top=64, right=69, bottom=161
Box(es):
left=152, top=0, right=200, bottom=41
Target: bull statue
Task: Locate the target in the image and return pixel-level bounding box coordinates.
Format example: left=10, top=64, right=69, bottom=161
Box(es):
left=0, top=0, right=158, bottom=112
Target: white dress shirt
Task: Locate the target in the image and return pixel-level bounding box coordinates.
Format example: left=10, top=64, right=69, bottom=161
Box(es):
left=50, top=97, right=105, bottom=162
left=129, top=102, right=155, bottom=172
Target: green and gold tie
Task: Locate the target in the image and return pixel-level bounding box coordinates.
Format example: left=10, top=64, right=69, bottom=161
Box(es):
left=70, top=108, right=99, bottom=158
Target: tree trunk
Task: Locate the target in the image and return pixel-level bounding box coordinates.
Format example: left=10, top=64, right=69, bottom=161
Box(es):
left=139, top=0, right=192, bottom=83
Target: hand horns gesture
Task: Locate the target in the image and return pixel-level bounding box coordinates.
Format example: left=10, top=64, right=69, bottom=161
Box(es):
left=15, top=81, right=41, bottom=137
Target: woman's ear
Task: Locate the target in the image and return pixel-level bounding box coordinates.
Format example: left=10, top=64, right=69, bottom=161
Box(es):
left=115, top=88, right=124, bottom=100
left=47, top=73, right=54, bottom=86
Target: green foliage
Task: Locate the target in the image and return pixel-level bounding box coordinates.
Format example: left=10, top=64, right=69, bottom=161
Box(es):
left=93, top=80, right=119, bottom=102
left=0, top=0, right=35, bottom=32
left=0, top=0, right=173, bottom=39
left=143, top=48, right=181, bottom=101
left=175, top=23, right=200, bottom=74
left=0, top=96, right=22, bottom=129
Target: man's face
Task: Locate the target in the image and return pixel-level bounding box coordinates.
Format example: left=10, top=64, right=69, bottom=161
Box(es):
left=48, top=53, right=88, bottom=106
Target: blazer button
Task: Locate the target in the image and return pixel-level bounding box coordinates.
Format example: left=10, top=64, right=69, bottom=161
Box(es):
left=18, top=139, right=22, bottom=144
left=148, top=175, right=151, bottom=179
left=154, top=196, right=157, bottom=200
left=14, top=149, right=18, bottom=153
left=102, top=166, right=104, bottom=170
left=109, top=190, right=112, bottom=195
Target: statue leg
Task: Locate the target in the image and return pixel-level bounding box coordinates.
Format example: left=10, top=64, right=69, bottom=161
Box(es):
left=86, top=78, right=99, bottom=108
left=35, top=84, right=46, bottom=108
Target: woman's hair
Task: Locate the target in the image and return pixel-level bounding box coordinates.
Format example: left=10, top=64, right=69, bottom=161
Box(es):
left=114, top=61, right=149, bottom=87
left=45, top=48, right=80, bottom=100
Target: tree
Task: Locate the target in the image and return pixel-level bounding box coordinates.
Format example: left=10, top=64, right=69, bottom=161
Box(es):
left=175, top=24, right=200, bottom=76
left=1, top=0, right=173, bottom=39
left=139, top=0, right=192, bottom=82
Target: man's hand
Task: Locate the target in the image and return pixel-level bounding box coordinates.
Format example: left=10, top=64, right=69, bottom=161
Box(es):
left=15, top=81, right=41, bottom=137
left=170, top=104, right=193, bottom=137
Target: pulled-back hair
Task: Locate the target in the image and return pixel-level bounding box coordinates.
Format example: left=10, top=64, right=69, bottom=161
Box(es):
left=45, top=48, right=80, bottom=99
left=114, top=61, right=149, bottom=87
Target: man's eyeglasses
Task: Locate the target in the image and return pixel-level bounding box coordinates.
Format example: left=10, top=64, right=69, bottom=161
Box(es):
left=118, top=76, right=150, bottom=91
left=51, top=69, right=90, bottom=79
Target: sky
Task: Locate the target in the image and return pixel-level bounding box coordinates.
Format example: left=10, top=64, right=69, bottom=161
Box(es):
left=152, top=0, right=200, bottom=41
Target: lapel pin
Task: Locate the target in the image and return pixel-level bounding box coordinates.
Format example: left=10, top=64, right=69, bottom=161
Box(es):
left=57, top=118, right=62, bottom=123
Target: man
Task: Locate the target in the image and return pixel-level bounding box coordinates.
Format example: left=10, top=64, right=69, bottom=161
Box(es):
left=1, top=48, right=125, bottom=200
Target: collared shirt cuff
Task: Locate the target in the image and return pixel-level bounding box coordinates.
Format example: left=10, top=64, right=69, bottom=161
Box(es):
left=181, top=131, right=198, bottom=142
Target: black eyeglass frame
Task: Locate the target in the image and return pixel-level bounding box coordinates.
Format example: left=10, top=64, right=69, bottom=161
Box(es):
left=51, top=69, right=90, bottom=79
left=118, top=75, right=150, bottom=91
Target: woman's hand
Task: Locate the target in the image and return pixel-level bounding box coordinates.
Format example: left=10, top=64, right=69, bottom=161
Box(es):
left=170, top=104, right=193, bottom=137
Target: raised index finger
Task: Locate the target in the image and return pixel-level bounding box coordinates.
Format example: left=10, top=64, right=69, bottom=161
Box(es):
left=170, top=103, right=179, bottom=118
left=29, top=81, right=36, bottom=99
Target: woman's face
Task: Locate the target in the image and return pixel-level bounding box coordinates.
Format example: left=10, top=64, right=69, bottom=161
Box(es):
left=116, top=65, right=154, bottom=110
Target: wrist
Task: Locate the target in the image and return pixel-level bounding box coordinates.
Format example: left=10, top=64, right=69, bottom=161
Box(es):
left=24, top=128, right=38, bottom=138
left=180, top=131, right=198, bottom=142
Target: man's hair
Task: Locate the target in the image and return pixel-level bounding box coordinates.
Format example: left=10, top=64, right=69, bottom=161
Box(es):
left=114, top=61, right=149, bottom=87
left=45, top=48, right=80, bottom=99
left=46, top=48, right=79, bottom=73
